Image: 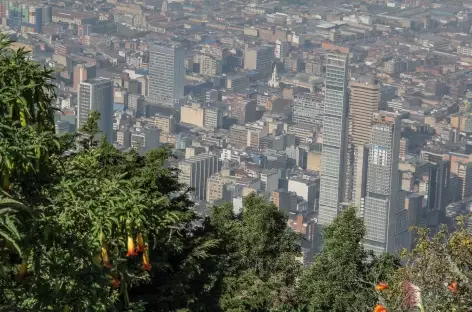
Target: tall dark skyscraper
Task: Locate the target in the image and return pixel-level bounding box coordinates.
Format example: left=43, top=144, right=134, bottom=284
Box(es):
left=77, top=78, right=113, bottom=143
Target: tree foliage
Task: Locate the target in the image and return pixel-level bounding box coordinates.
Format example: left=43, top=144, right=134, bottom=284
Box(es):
left=298, top=207, right=399, bottom=312
left=210, top=195, right=302, bottom=311
left=379, top=219, right=472, bottom=312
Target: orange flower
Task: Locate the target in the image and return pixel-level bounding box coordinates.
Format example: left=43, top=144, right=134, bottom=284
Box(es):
left=448, top=282, right=457, bottom=292
left=101, top=247, right=112, bottom=268
left=136, top=233, right=145, bottom=253
left=376, top=282, right=389, bottom=291
left=15, top=260, right=28, bottom=280
left=126, top=235, right=137, bottom=257
left=373, top=304, right=387, bottom=312
left=142, top=248, right=151, bottom=271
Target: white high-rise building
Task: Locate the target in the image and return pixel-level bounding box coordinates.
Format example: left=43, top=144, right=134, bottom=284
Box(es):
left=274, top=40, right=290, bottom=59
left=77, top=78, right=113, bottom=142
left=318, top=52, right=350, bottom=225
left=148, top=42, right=185, bottom=107
left=363, top=112, right=401, bottom=255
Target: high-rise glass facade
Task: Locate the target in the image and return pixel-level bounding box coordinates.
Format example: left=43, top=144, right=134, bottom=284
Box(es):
left=318, top=52, right=349, bottom=225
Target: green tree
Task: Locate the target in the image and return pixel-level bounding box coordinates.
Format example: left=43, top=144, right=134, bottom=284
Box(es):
left=380, top=218, right=472, bottom=312
left=211, top=194, right=302, bottom=312
left=0, top=123, right=207, bottom=311
left=0, top=36, right=211, bottom=310
left=299, top=207, right=398, bottom=312
left=0, top=34, right=56, bottom=131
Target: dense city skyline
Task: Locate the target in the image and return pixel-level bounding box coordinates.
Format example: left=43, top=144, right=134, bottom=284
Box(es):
left=1, top=0, right=472, bottom=263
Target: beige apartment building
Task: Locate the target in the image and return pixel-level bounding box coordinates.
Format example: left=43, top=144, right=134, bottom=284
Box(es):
left=196, top=54, right=222, bottom=76
left=181, top=103, right=205, bottom=128
left=206, top=169, right=260, bottom=204
left=178, top=154, right=220, bottom=201
left=349, top=79, right=380, bottom=208
left=149, top=114, right=176, bottom=134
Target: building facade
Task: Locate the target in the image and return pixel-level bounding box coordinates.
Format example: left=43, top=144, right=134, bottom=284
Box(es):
left=318, top=52, right=350, bottom=225
left=77, top=78, right=113, bottom=143
left=363, top=114, right=401, bottom=254
left=244, top=44, right=274, bottom=74
left=293, top=93, right=324, bottom=126
left=349, top=80, right=380, bottom=208
left=178, top=154, right=220, bottom=201
left=148, top=43, right=185, bottom=107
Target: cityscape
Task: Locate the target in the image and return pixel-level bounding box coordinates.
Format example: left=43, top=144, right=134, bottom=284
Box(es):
left=1, top=0, right=472, bottom=310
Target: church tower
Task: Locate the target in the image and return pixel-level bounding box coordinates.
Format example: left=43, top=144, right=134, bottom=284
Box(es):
left=268, top=63, right=280, bottom=88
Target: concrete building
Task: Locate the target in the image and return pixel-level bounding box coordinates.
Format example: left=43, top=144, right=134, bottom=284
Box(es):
left=458, top=43, right=472, bottom=57
left=350, top=80, right=380, bottom=146
left=77, top=78, right=113, bottom=142
left=206, top=169, right=260, bottom=204
left=244, top=44, right=274, bottom=74
left=204, top=106, right=223, bottom=130
left=384, top=58, right=407, bottom=75
left=272, top=189, right=298, bottom=212
left=349, top=80, right=380, bottom=208
left=52, top=8, right=98, bottom=25
left=399, top=138, right=408, bottom=160
left=73, top=64, right=96, bottom=92
left=457, top=162, right=472, bottom=200
left=128, top=94, right=146, bottom=117
left=226, top=74, right=249, bottom=91
left=181, top=103, right=205, bottom=128
left=228, top=124, right=248, bottom=147
left=185, top=146, right=206, bottom=159
left=148, top=43, right=185, bottom=107
left=363, top=113, right=401, bottom=255
left=293, top=93, right=324, bottom=126
left=55, top=120, right=70, bottom=135
left=196, top=54, right=222, bottom=76
left=274, top=39, right=290, bottom=59
left=260, top=169, right=279, bottom=192
left=178, top=154, right=220, bottom=201
left=229, top=98, right=257, bottom=123
left=319, top=52, right=350, bottom=225
left=397, top=192, right=423, bottom=251
left=288, top=177, right=318, bottom=212
left=420, top=151, right=451, bottom=218
left=149, top=114, right=175, bottom=134
left=131, top=126, right=160, bottom=153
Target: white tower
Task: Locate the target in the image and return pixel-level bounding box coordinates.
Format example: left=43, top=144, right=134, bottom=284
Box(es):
left=268, top=63, right=280, bottom=88
left=161, top=0, right=168, bottom=15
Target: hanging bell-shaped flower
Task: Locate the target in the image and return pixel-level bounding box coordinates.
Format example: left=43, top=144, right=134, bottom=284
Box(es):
left=126, top=235, right=137, bottom=257
left=136, top=233, right=145, bottom=253
left=142, top=247, right=151, bottom=271
left=100, top=231, right=112, bottom=268
left=101, top=247, right=112, bottom=268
